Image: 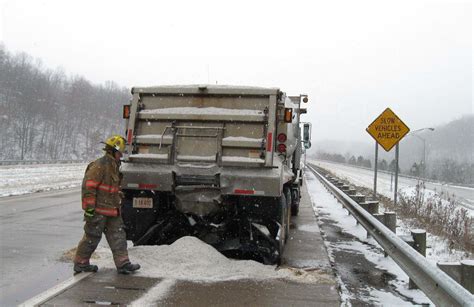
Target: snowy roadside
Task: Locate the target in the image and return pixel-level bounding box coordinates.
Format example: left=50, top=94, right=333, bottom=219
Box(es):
left=305, top=170, right=432, bottom=305
left=0, top=163, right=87, bottom=197
left=311, top=159, right=474, bottom=216
left=311, top=160, right=472, bottom=260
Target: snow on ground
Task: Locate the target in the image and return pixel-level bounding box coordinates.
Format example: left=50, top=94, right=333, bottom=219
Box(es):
left=306, top=170, right=432, bottom=305
left=311, top=160, right=474, bottom=214
left=397, top=186, right=470, bottom=261
left=311, top=160, right=472, bottom=262
left=0, top=163, right=87, bottom=197
left=90, top=236, right=334, bottom=305
left=2, top=160, right=469, bottom=304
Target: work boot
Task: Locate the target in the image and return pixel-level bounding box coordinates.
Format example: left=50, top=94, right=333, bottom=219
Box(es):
left=74, top=263, right=98, bottom=274
left=117, top=262, right=140, bottom=274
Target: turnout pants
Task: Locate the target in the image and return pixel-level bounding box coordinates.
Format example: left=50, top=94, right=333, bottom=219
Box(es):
left=74, top=214, right=130, bottom=268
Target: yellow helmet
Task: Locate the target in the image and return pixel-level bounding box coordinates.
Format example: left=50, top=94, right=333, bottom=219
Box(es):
left=104, top=135, right=126, bottom=153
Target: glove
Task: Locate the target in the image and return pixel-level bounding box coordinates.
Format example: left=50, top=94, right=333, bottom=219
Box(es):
left=84, top=208, right=95, bottom=218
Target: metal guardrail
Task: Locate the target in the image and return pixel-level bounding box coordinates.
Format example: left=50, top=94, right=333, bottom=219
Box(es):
left=0, top=159, right=86, bottom=166
left=306, top=164, right=474, bottom=307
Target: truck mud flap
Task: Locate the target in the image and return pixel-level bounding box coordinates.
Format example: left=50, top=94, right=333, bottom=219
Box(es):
left=133, top=211, right=192, bottom=246
left=213, top=221, right=281, bottom=265
left=132, top=213, right=282, bottom=264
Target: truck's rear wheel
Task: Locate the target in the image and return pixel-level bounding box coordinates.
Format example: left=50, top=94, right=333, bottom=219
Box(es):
left=277, top=193, right=288, bottom=263
left=284, top=188, right=292, bottom=242
left=291, top=188, right=300, bottom=216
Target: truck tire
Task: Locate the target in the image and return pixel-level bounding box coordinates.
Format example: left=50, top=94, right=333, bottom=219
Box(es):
left=291, top=188, right=300, bottom=216
left=284, top=188, right=292, bottom=242
left=277, top=193, right=288, bottom=262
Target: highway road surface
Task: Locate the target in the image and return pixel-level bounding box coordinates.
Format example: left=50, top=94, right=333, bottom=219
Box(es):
left=2, top=168, right=440, bottom=306
left=0, top=188, right=85, bottom=306
left=2, top=184, right=342, bottom=306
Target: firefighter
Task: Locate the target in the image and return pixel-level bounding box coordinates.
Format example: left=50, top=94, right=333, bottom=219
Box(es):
left=73, top=135, right=140, bottom=274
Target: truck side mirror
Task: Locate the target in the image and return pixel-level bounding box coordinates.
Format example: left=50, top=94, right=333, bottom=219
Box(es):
left=303, top=123, right=311, bottom=149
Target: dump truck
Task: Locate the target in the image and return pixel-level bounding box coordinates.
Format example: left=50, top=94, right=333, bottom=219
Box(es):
left=120, top=85, right=311, bottom=264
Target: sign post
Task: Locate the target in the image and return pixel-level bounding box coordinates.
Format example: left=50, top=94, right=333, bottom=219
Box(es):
left=366, top=108, right=410, bottom=205
left=394, top=143, right=400, bottom=206
left=373, top=142, right=378, bottom=198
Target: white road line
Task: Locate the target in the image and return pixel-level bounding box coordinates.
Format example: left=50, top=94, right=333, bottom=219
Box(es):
left=18, top=272, right=93, bottom=307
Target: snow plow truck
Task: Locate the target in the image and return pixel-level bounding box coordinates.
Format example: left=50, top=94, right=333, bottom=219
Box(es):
left=120, top=85, right=311, bottom=264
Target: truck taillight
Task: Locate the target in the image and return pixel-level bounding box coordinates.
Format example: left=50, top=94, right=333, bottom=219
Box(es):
left=123, top=105, right=130, bottom=119
left=277, top=133, right=287, bottom=143
left=284, top=108, right=293, bottom=123
left=277, top=143, right=287, bottom=153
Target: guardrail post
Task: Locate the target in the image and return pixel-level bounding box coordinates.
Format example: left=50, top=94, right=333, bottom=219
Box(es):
left=384, top=212, right=396, bottom=233
left=437, top=261, right=474, bottom=294
left=347, top=188, right=356, bottom=197
left=411, top=229, right=426, bottom=256
left=437, top=262, right=462, bottom=285
left=365, top=200, right=379, bottom=214
left=352, top=194, right=365, bottom=203
left=347, top=188, right=356, bottom=218
left=373, top=213, right=383, bottom=240
left=354, top=195, right=366, bottom=226
left=461, top=260, right=474, bottom=293
left=383, top=212, right=396, bottom=257
left=373, top=213, right=384, bottom=223
left=409, top=229, right=426, bottom=289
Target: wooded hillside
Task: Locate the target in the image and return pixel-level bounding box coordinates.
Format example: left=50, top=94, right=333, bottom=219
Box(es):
left=0, top=45, right=130, bottom=160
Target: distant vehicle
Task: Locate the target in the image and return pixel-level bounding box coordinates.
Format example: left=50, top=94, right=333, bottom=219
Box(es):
left=120, top=85, right=311, bottom=264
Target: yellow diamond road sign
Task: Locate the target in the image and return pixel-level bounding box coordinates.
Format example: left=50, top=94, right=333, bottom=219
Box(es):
left=366, top=108, right=410, bottom=152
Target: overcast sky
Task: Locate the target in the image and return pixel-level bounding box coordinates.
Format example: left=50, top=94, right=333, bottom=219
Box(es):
left=0, top=0, right=472, bottom=143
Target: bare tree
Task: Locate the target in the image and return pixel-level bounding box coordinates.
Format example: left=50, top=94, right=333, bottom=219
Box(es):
left=0, top=46, right=130, bottom=161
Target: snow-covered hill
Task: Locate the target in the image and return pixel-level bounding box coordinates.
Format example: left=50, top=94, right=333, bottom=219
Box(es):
left=0, top=163, right=87, bottom=197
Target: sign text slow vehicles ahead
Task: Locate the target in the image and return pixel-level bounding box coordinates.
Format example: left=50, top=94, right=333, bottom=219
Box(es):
left=366, top=108, right=410, bottom=151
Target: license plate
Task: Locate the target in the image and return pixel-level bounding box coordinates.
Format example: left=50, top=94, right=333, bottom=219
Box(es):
left=133, top=197, right=153, bottom=208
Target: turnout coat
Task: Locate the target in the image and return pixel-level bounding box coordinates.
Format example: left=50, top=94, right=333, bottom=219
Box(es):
left=81, top=153, right=122, bottom=217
